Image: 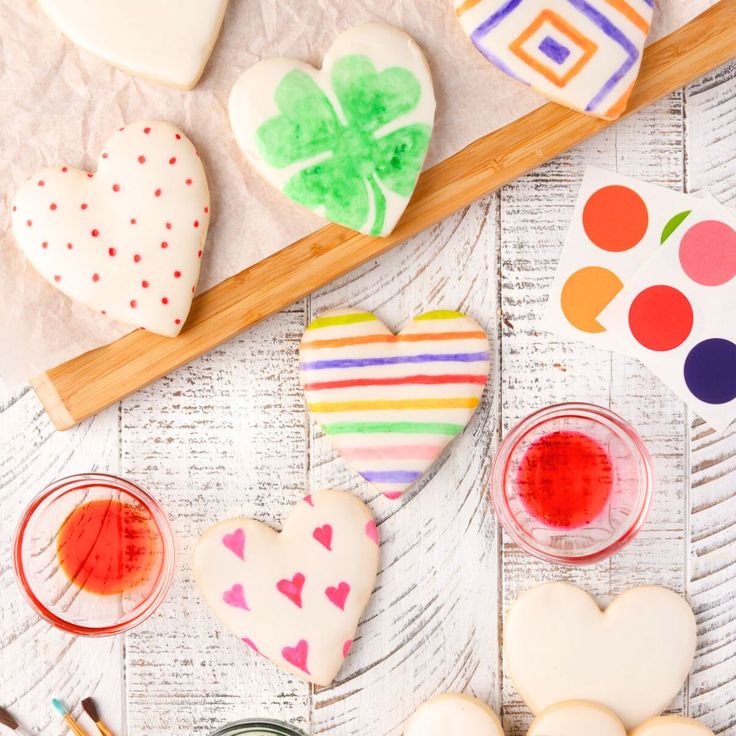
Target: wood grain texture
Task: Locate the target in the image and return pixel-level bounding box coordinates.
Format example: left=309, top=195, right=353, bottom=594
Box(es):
left=4, top=41, right=736, bottom=736
left=31, top=0, right=736, bottom=431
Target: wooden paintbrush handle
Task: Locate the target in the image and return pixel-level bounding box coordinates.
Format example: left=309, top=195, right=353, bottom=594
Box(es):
left=96, top=722, right=115, bottom=736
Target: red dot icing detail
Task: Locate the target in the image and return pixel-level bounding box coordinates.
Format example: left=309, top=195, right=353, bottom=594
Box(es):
left=175, top=318, right=181, bottom=325
left=138, top=155, right=146, bottom=164
left=92, top=229, right=100, bottom=237
left=62, top=166, right=68, bottom=172
left=130, top=300, right=138, bottom=308
left=144, top=127, right=151, bottom=134
left=131, top=218, right=137, bottom=224
left=50, top=203, right=57, bottom=210
left=193, top=220, right=199, bottom=228
left=198, top=250, right=202, bottom=258
left=42, top=242, right=48, bottom=249
left=133, top=254, right=142, bottom=263
left=87, top=173, right=94, bottom=178
left=204, top=206, right=209, bottom=214
left=166, top=222, right=172, bottom=230
left=81, top=203, right=88, bottom=210
left=26, top=220, right=32, bottom=227
left=175, top=133, right=181, bottom=140
left=628, top=285, right=694, bottom=351
left=66, top=242, right=73, bottom=250
left=92, top=273, right=100, bottom=282
left=161, top=241, right=169, bottom=249
left=169, top=157, right=177, bottom=165
left=108, top=247, right=117, bottom=256
left=155, top=188, right=162, bottom=197
left=142, top=280, right=149, bottom=288
left=186, top=179, right=192, bottom=186
left=161, top=297, right=169, bottom=305
left=38, top=180, right=45, bottom=187
left=54, top=275, right=61, bottom=282
left=112, top=183, right=121, bottom=192
left=174, top=271, right=181, bottom=278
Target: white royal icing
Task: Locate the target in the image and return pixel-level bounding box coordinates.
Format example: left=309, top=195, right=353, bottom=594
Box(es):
left=193, top=490, right=380, bottom=686
left=11, top=121, right=210, bottom=337
left=229, top=23, right=435, bottom=237
left=455, top=0, right=654, bottom=119
left=631, top=717, right=716, bottom=736
left=300, top=308, right=491, bottom=500
left=404, top=694, right=504, bottom=736
left=38, top=0, right=229, bottom=89
left=504, top=582, right=697, bottom=730
left=526, top=701, right=627, bottom=736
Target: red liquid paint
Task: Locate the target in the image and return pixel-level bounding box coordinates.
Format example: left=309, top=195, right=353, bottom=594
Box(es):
left=516, top=430, right=614, bottom=529
left=57, top=499, right=158, bottom=595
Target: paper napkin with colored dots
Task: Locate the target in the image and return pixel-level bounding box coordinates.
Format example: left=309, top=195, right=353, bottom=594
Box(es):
left=599, top=197, right=736, bottom=432
left=541, top=166, right=697, bottom=351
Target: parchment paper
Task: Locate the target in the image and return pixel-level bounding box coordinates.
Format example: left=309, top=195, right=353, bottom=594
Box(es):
left=0, top=0, right=719, bottom=386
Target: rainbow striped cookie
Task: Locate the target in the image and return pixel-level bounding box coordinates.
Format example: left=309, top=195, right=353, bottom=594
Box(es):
left=455, top=0, right=653, bottom=120
left=300, top=309, right=491, bottom=500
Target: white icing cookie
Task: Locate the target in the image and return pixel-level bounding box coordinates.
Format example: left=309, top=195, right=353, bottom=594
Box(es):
left=455, top=0, right=653, bottom=120
left=229, top=23, right=435, bottom=237
left=11, top=122, right=210, bottom=337
left=38, top=0, right=229, bottom=89
left=300, top=308, right=491, bottom=500
left=193, top=490, right=380, bottom=686
left=404, top=694, right=504, bottom=736
left=504, top=583, right=697, bottom=730
left=631, top=717, right=716, bottom=736
left=527, top=701, right=627, bottom=736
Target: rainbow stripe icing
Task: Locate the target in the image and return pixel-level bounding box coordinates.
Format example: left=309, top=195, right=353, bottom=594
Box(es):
left=455, top=0, right=653, bottom=120
left=300, top=308, right=491, bottom=499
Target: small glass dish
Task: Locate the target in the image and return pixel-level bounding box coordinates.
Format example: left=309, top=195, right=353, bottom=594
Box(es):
left=490, top=403, right=654, bottom=565
left=210, top=719, right=309, bottom=736
left=14, top=473, right=175, bottom=636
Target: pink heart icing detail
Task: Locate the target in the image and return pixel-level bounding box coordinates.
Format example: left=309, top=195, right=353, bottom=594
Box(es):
left=303, top=494, right=314, bottom=506
left=282, top=639, right=310, bottom=674
left=223, top=583, right=249, bottom=610
left=365, top=520, right=379, bottom=545
left=342, top=640, right=352, bottom=658
left=313, top=524, right=333, bottom=551
left=222, top=528, right=245, bottom=560
left=276, top=572, right=305, bottom=608
left=325, top=582, right=350, bottom=611
left=242, top=637, right=260, bottom=654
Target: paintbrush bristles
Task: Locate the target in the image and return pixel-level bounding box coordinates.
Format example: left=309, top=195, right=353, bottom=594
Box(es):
left=0, top=706, right=19, bottom=730
left=80, top=699, right=99, bottom=724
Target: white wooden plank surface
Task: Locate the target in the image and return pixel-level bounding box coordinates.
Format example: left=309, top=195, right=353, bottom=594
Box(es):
left=2, top=62, right=736, bottom=736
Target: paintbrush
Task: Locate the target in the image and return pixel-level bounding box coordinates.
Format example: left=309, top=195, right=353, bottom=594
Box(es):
left=0, top=707, right=36, bottom=736
left=51, top=699, right=90, bottom=736
left=80, top=698, right=114, bottom=736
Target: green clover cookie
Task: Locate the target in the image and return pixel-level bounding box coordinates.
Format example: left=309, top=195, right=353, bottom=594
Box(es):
left=229, top=23, right=436, bottom=237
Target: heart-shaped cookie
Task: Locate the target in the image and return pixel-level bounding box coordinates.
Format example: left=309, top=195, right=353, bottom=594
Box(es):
left=527, top=701, right=626, bottom=736
left=631, top=717, right=715, bottom=736
left=39, top=0, right=228, bottom=88
left=300, top=309, right=491, bottom=500
left=229, top=23, right=435, bottom=237
left=193, top=490, right=379, bottom=686
left=505, top=583, right=697, bottom=730
left=404, top=694, right=504, bottom=736
left=11, top=121, right=210, bottom=337
left=455, top=0, right=653, bottom=120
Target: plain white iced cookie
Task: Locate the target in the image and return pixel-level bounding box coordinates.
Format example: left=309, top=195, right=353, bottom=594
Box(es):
left=11, top=121, right=210, bottom=337
left=504, top=582, right=697, bottom=730
left=404, top=694, right=504, bottom=736
left=38, top=0, right=229, bottom=89
left=194, top=490, right=380, bottom=686
left=229, top=23, right=435, bottom=237
left=631, top=716, right=716, bottom=736
left=455, top=0, right=653, bottom=120
left=527, top=701, right=626, bottom=736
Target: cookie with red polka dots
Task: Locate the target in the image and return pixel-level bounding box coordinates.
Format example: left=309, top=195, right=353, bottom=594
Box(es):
left=11, top=121, right=210, bottom=337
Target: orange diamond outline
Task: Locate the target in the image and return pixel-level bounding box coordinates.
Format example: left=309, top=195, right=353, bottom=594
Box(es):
left=509, top=9, right=599, bottom=87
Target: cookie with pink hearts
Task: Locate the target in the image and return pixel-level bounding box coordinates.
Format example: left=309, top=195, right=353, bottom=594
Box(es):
left=193, top=490, right=380, bottom=686
left=11, top=121, right=210, bottom=337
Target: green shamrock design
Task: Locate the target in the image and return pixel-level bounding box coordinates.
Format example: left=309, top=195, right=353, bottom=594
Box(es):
left=256, top=54, right=432, bottom=236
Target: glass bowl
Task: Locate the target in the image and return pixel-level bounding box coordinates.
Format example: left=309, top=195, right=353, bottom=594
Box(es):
left=14, top=473, right=175, bottom=635
left=210, top=719, right=308, bottom=736
left=490, top=403, right=654, bottom=565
